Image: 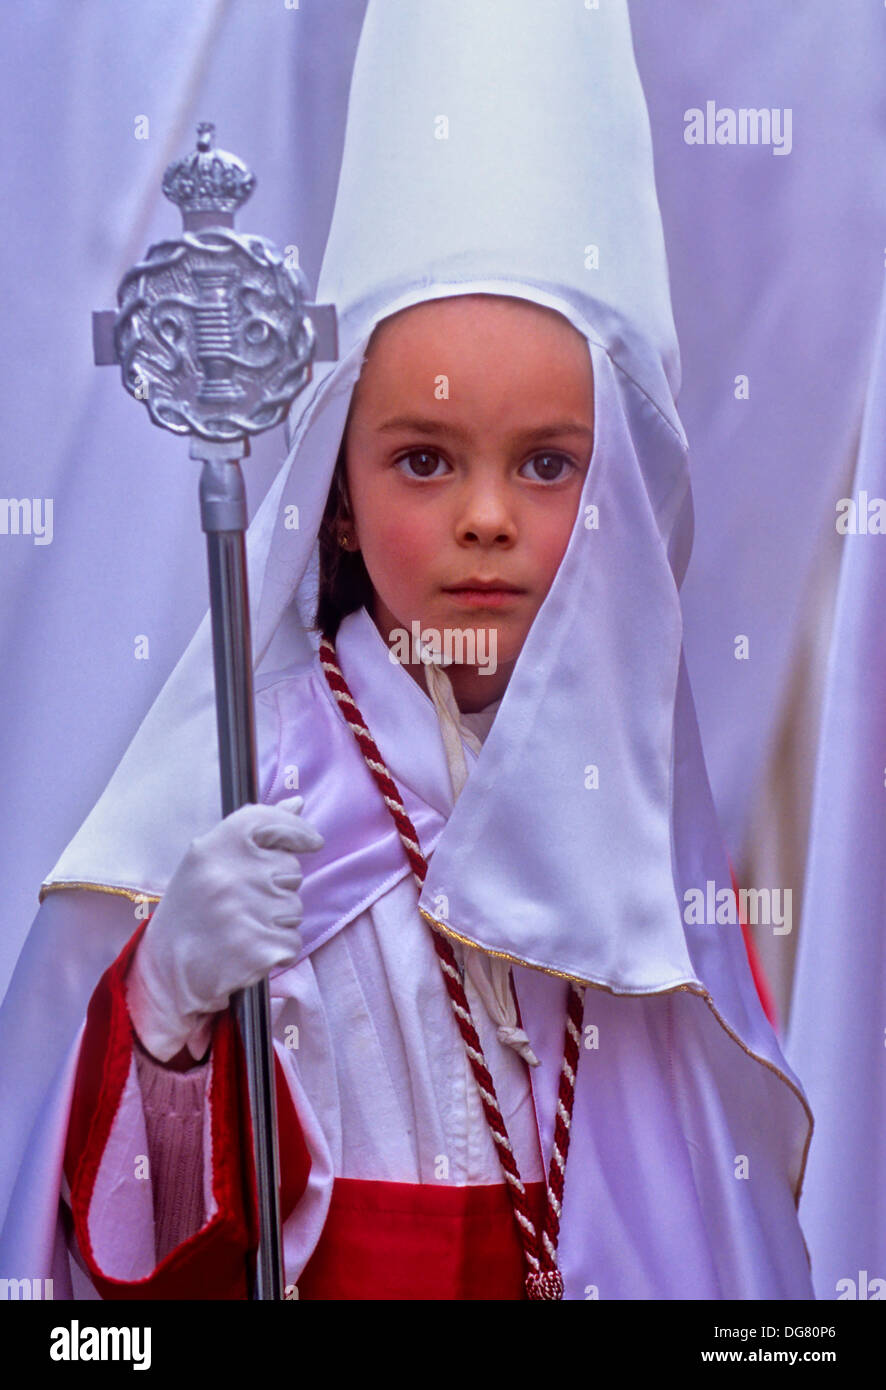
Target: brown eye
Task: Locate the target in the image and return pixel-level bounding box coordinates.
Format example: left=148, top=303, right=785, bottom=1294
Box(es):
left=521, top=453, right=574, bottom=482
left=395, top=450, right=449, bottom=479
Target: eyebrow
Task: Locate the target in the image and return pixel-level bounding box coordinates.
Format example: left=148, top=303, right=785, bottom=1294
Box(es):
left=375, top=414, right=593, bottom=444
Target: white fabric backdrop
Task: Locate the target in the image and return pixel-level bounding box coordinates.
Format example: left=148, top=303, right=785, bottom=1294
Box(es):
left=631, top=0, right=886, bottom=854
left=786, top=270, right=886, bottom=1299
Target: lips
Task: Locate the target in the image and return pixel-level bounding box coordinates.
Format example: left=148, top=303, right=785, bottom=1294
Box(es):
left=442, top=579, right=525, bottom=592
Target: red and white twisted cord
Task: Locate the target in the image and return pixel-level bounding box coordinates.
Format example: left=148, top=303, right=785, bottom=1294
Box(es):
left=318, top=634, right=584, bottom=1299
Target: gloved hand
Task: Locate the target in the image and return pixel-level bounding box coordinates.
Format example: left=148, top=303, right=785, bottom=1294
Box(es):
left=125, top=795, right=324, bottom=1063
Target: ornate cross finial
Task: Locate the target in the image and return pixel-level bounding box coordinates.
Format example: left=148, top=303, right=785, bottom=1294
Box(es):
left=93, top=123, right=338, bottom=442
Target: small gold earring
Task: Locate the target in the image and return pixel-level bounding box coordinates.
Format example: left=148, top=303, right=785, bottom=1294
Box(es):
left=338, top=532, right=352, bottom=549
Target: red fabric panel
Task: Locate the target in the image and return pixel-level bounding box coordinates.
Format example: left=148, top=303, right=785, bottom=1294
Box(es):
left=728, top=861, right=779, bottom=1031
left=740, top=921, right=778, bottom=1031
left=298, top=1177, right=547, bottom=1300
left=63, top=914, right=311, bottom=1300
left=64, top=914, right=545, bottom=1300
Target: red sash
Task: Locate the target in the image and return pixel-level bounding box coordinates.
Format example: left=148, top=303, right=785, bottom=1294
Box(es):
left=298, top=1176, right=547, bottom=1300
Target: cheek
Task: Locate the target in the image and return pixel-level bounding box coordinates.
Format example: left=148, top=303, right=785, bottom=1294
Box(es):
left=360, top=494, right=444, bottom=587
left=529, top=505, right=579, bottom=586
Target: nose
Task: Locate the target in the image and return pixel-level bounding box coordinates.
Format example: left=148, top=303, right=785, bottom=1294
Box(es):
left=455, top=475, right=517, bottom=546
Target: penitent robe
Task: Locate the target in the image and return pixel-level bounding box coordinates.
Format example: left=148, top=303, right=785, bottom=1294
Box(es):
left=57, top=605, right=814, bottom=1300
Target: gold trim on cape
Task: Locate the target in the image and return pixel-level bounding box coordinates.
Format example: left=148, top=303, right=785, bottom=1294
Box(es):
left=418, top=905, right=814, bottom=1216
left=34, top=880, right=812, bottom=1244
left=38, top=880, right=160, bottom=906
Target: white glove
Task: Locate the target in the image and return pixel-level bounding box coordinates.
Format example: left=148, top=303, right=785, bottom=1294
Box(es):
left=125, top=795, right=324, bottom=1063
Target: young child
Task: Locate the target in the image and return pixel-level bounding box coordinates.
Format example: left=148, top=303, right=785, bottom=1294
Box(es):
left=0, top=0, right=814, bottom=1300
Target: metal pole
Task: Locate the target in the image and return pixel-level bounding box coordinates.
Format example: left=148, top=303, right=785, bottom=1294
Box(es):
left=198, top=443, right=283, bottom=1299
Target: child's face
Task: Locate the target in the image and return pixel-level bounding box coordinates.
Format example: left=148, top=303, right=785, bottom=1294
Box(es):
left=343, top=294, right=594, bottom=710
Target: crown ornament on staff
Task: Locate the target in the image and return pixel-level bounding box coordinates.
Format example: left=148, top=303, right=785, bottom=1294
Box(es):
left=161, top=121, right=256, bottom=220
left=93, top=121, right=338, bottom=442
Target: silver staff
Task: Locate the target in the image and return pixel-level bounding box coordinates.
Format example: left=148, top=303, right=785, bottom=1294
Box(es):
left=93, top=122, right=338, bottom=1299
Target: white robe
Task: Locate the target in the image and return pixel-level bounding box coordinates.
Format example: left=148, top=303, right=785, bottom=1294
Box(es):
left=62, top=605, right=814, bottom=1300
